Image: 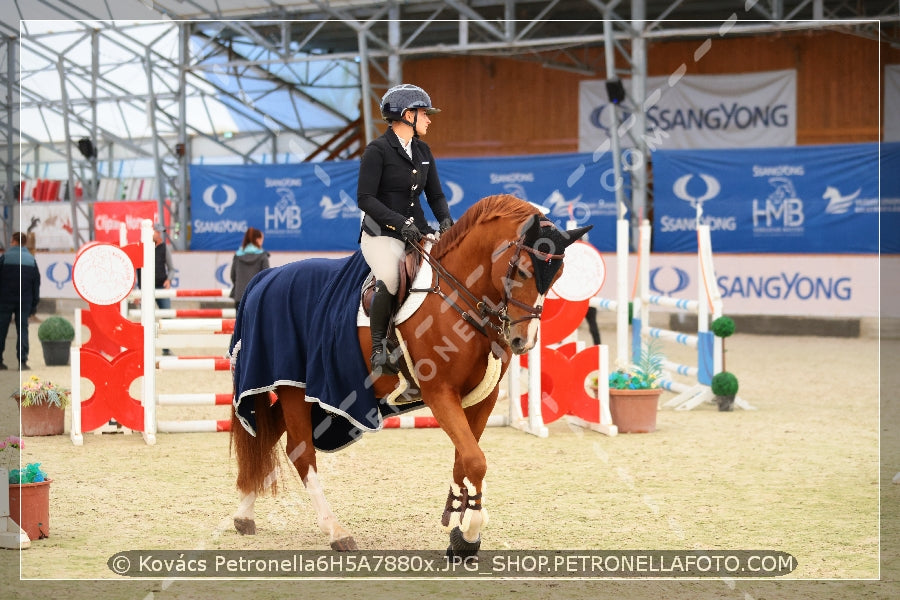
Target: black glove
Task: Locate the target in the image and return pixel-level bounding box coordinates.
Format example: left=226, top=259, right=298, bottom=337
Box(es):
left=400, top=219, right=423, bottom=243
left=439, top=218, right=454, bottom=233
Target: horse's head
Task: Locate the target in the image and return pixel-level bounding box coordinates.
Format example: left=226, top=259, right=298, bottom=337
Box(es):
left=494, top=214, right=591, bottom=354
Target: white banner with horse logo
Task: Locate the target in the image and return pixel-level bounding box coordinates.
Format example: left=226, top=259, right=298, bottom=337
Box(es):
left=579, top=69, right=797, bottom=151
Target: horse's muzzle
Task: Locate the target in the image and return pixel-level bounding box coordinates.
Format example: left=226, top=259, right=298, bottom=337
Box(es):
left=509, top=336, right=533, bottom=355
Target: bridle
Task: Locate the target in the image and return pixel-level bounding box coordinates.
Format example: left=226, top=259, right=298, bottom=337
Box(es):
left=408, top=219, right=563, bottom=341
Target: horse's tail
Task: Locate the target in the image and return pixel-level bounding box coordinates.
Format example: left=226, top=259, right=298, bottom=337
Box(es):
left=230, top=391, right=285, bottom=496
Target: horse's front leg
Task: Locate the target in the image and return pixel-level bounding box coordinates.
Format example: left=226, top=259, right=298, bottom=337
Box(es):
left=443, top=386, right=499, bottom=546
left=429, top=388, right=494, bottom=557
left=279, top=386, right=358, bottom=551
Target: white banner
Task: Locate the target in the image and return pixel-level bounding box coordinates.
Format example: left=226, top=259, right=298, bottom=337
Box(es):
left=16, top=203, right=84, bottom=251
left=885, top=65, right=900, bottom=142
left=579, top=69, right=797, bottom=151
left=36, top=250, right=884, bottom=318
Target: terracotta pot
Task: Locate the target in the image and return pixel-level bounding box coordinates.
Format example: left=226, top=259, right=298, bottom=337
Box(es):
left=8, top=479, right=52, bottom=540
left=19, top=401, right=66, bottom=436
left=608, top=388, right=662, bottom=433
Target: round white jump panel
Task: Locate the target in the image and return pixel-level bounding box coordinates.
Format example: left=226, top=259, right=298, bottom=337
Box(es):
left=72, top=243, right=135, bottom=306
left=551, top=240, right=606, bottom=301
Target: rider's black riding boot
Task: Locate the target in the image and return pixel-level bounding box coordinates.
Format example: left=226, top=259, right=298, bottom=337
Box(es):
left=369, top=280, right=399, bottom=375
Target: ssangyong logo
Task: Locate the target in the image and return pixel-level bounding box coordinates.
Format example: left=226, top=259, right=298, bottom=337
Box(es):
left=659, top=172, right=736, bottom=232
left=649, top=266, right=690, bottom=296
left=673, top=173, right=721, bottom=211
left=202, top=184, right=237, bottom=215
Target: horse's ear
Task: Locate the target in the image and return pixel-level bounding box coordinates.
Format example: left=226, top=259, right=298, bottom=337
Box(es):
left=520, top=214, right=542, bottom=244
left=562, top=225, right=593, bottom=248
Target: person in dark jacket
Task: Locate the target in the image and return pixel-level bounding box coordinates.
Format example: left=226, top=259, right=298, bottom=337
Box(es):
left=136, top=223, right=175, bottom=354
left=229, top=226, right=269, bottom=311
left=136, top=224, right=175, bottom=308
left=357, top=83, right=454, bottom=374
left=0, top=232, right=41, bottom=369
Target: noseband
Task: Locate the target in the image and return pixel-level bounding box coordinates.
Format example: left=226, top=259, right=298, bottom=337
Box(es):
left=409, top=222, right=563, bottom=341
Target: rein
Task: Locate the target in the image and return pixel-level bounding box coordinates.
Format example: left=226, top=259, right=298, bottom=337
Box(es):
left=408, top=226, right=560, bottom=340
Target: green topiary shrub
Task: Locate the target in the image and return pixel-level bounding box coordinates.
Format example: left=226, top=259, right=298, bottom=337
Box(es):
left=711, top=316, right=736, bottom=338
left=37, top=315, right=75, bottom=342
left=711, top=371, right=739, bottom=396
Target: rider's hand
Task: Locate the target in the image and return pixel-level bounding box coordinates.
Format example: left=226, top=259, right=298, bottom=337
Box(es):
left=439, top=218, right=454, bottom=233
left=401, top=219, right=423, bottom=243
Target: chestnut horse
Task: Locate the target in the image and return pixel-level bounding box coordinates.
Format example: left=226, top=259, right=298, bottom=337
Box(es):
left=229, top=194, right=589, bottom=556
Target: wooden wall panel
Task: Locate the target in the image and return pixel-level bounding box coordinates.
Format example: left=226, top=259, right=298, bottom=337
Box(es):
left=395, top=30, right=898, bottom=158
left=402, top=56, right=580, bottom=156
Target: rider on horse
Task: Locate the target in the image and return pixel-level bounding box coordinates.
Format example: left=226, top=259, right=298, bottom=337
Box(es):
left=357, top=84, right=454, bottom=375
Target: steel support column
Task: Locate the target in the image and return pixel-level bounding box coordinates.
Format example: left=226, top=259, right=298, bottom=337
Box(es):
left=630, top=0, right=648, bottom=229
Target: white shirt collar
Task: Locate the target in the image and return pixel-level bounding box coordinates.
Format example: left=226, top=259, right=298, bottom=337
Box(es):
left=393, top=129, right=413, bottom=159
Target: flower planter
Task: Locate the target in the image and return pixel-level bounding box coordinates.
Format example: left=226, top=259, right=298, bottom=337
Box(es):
left=41, top=340, right=71, bottom=366
left=608, top=388, right=662, bottom=433
left=8, top=479, right=51, bottom=540
left=20, top=402, right=66, bottom=436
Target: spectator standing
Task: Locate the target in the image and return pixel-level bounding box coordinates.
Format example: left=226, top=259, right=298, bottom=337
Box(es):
left=585, top=305, right=601, bottom=346
left=0, top=232, right=41, bottom=369
left=229, top=227, right=269, bottom=312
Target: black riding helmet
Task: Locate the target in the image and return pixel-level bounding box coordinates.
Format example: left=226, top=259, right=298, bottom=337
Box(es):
left=380, top=84, right=440, bottom=137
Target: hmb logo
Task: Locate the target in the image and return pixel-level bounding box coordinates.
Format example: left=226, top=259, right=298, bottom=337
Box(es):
left=265, top=187, right=302, bottom=230
left=752, top=177, right=804, bottom=227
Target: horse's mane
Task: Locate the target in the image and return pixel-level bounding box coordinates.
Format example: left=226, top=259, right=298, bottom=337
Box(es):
left=432, top=194, right=539, bottom=260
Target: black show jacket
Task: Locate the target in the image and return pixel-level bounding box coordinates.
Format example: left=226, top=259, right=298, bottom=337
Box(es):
left=357, top=129, right=451, bottom=241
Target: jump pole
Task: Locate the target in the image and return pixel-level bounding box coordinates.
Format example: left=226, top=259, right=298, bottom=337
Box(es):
left=585, top=216, right=632, bottom=369
left=140, top=220, right=158, bottom=444
left=633, top=219, right=754, bottom=411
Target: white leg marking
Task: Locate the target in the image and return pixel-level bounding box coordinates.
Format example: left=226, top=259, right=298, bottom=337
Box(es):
left=234, top=490, right=256, bottom=521
left=304, top=468, right=352, bottom=544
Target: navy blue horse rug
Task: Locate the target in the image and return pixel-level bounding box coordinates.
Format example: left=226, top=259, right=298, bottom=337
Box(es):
left=229, top=251, right=423, bottom=451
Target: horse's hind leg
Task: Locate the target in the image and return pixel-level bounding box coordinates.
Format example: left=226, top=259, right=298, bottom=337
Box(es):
left=279, top=386, right=358, bottom=551
left=232, top=392, right=286, bottom=535
left=234, top=491, right=259, bottom=535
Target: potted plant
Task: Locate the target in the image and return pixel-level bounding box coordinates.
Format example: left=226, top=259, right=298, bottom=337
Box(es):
left=2, top=436, right=52, bottom=542
left=607, top=339, right=665, bottom=433
left=711, top=316, right=739, bottom=411
left=711, top=371, right=739, bottom=412
left=37, top=315, right=75, bottom=366
left=12, top=375, right=71, bottom=436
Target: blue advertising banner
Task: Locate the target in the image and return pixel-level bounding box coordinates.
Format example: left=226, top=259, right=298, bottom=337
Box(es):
left=652, top=143, right=883, bottom=253
left=435, top=152, right=623, bottom=250
left=190, top=152, right=625, bottom=251
left=190, top=161, right=361, bottom=251
left=882, top=142, right=900, bottom=254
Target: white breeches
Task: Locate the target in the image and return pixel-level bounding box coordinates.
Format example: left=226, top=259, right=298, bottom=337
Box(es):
left=360, top=232, right=406, bottom=294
